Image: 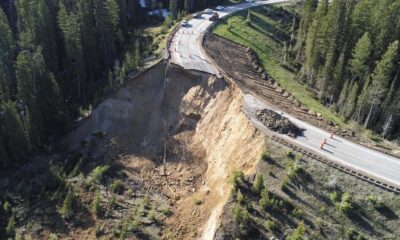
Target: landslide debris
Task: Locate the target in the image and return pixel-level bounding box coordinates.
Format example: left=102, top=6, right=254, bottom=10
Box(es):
left=256, top=109, right=302, bottom=137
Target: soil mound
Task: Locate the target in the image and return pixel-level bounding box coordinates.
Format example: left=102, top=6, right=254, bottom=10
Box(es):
left=256, top=109, right=302, bottom=137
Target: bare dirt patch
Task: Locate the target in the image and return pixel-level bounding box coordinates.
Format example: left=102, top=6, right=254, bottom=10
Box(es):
left=0, top=60, right=267, bottom=239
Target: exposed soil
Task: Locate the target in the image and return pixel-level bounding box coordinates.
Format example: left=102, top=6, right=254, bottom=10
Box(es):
left=203, top=33, right=400, bottom=158
left=0, top=60, right=266, bottom=239
left=256, top=109, right=303, bottom=137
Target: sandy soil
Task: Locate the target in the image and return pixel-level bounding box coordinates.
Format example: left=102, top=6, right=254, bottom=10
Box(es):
left=60, top=61, right=265, bottom=239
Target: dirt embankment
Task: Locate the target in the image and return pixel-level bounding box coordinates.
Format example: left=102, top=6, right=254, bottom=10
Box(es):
left=203, top=33, right=400, bottom=158
left=61, top=61, right=265, bottom=239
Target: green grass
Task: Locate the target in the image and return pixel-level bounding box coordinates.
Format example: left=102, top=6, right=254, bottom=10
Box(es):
left=212, top=5, right=345, bottom=124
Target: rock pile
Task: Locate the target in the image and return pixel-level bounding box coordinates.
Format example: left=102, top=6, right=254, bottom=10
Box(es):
left=256, top=109, right=303, bottom=137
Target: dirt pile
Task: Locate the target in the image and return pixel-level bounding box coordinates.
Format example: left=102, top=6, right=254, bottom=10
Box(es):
left=256, top=109, right=302, bottom=137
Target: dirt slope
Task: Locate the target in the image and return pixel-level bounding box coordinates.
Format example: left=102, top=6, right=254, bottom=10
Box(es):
left=59, top=61, right=265, bottom=239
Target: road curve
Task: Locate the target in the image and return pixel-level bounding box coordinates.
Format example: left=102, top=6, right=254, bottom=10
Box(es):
left=170, top=0, right=288, bottom=73
left=169, top=1, right=400, bottom=187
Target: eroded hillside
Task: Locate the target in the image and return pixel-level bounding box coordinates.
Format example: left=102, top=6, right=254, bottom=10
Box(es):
left=0, top=61, right=266, bottom=239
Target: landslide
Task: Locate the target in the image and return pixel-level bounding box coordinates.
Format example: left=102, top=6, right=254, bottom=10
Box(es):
left=60, top=61, right=266, bottom=239
left=0, top=61, right=265, bottom=239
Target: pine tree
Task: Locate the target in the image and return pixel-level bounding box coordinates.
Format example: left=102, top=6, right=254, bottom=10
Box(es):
left=364, top=40, right=399, bottom=127
left=15, top=50, right=45, bottom=147
left=349, top=32, right=372, bottom=83
left=58, top=3, right=86, bottom=99
left=184, top=0, right=193, bottom=12
left=0, top=7, right=15, bottom=100
left=1, top=101, right=29, bottom=163
left=17, top=0, right=59, bottom=73
left=295, top=0, right=318, bottom=59
left=94, top=0, right=120, bottom=67
left=61, top=188, right=74, bottom=219
left=342, top=81, right=359, bottom=119
left=78, top=0, right=101, bottom=91
left=0, top=133, right=11, bottom=168
left=319, top=0, right=347, bottom=102
left=302, top=0, right=328, bottom=85
left=169, top=0, right=178, bottom=19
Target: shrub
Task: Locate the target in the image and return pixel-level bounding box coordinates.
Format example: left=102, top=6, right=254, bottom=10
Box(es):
left=236, top=190, right=245, bottom=204
left=109, top=194, right=117, bottom=210
left=120, top=221, right=128, bottom=240
left=91, top=130, right=106, bottom=137
left=193, top=197, right=202, bottom=205
left=292, top=207, right=305, bottom=219
left=6, top=215, right=15, bottom=236
left=60, top=188, right=73, bottom=219
left=345, top=227, right=358, bottom=239
left=149, top=209, right=156, bottom=221
left=95, top=224, right=102, bottom=237
left=261, top=152, right=271, bottom=161
left=264, top=219, right=276, bottom=231
left=161, top=207, right=172, bottom=216
left=280, top=177, right=289, bottom=191
left=329, top=191, right=339, bottom=203
left=87, top=165, right=110, bottom=186
left=232, top=203, right=250, bottom=225
left=92, top=190, right=101, bottom=216
left=259, top=189, right=279, bottom=211
left=287, top=163, right=302, bottom=180
left=252, top=174, right=265, bottom=195
left=336, top=192, right=353, bottom=214
left=141, top=196, right=150, bottom=209
left=229, top=170, right=245, bottom=191
left=48, top=233, right=59, bottom=240
left=110, top=179, right=123, bottom=194
left=287, top=221, right=306, bottom=240
left=366, top=195, right=384, bottom=209
left=287, top=150, right=294, bottom=158
left=3, top=201, right=10, bottom=213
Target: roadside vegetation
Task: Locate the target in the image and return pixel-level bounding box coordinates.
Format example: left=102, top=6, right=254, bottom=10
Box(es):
left=212, top=2, right=400, bottom=146
left=217, top=139, right=400, bottom=239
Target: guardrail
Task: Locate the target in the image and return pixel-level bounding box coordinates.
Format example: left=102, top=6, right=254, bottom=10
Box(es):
left=270, top=134, right=400, bottom=194
left=200, top=6, right=400, bottom=195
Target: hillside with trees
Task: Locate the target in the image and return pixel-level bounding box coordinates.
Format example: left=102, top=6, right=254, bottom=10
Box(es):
left=291, top=0, right=400, bottom=140
left=0, top=0, right=229, bottom=168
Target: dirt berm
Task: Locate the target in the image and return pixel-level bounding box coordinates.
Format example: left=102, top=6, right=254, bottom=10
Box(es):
left=62, top=61, right=266, bottom=239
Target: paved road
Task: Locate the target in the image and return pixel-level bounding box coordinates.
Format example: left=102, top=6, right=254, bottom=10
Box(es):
left=244, top=94, right=400, bottom=187
left=170, top=0, right=288, bottom=73
left=169, top=0, right=400, bottom=188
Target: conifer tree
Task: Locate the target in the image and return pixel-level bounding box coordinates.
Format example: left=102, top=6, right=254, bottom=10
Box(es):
left=1, top=101, right=29, bottom=163
left=0, top=7, right=15, bottom=100
left=364, top=40, right=398, bottom=127
left=349, top=32, right=372, bottom=83
left=58, top=3, right=86, bottom=99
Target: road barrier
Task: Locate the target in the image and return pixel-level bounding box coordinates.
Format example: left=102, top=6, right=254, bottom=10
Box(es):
left=270, top=134, right=400, bottom=194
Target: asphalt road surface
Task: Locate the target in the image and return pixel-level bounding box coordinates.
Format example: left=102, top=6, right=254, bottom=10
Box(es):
left=244, top=94, right=400, bottom=188
left=170, top=0, right=289, bottom=73
left=169, top=0, right=400, bottom=188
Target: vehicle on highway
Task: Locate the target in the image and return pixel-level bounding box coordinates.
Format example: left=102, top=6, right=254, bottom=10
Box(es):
left=204, top=8, right=213, bottom=14
left=209, top=12, right=219, bottom=21
left=181, top=20, right=188, bottom=27
left=215, top=6, right=224, bottom=10
left=193, top=12, right=202, bottom=18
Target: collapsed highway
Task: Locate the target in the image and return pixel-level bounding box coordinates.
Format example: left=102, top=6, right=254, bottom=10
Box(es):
left=168, top=0, right=400, bottom=191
